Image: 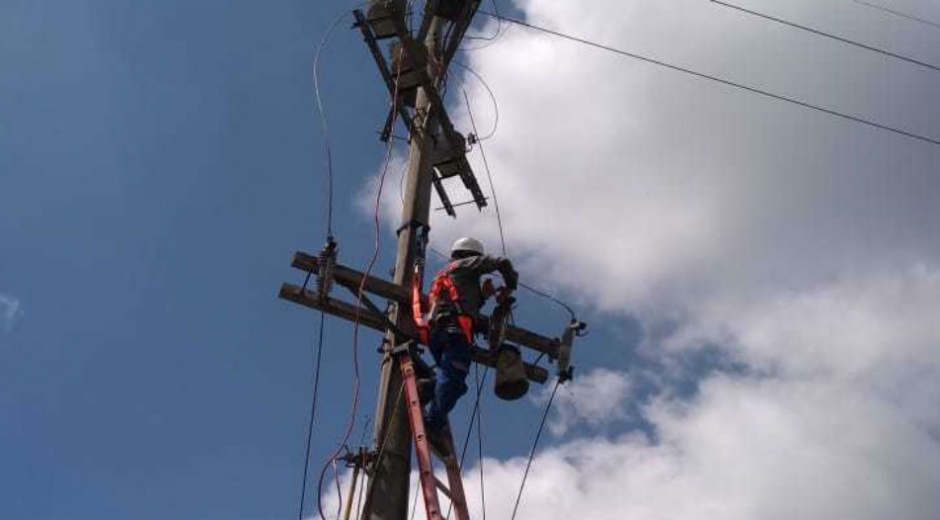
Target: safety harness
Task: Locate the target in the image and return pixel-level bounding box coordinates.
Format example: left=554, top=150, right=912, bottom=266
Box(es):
left=412, top=261, right=475, bottom=345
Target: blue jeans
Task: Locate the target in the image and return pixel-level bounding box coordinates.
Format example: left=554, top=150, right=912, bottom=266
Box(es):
left=424, top=327, right=471, bottom=432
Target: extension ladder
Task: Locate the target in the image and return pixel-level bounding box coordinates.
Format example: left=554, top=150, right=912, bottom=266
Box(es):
left=397, top=346, right=471, bottom=520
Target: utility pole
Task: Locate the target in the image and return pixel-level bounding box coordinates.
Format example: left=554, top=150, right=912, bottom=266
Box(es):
left=362, top=15, right=442, bottom=520
left=278, top=2, right=584, bottom=519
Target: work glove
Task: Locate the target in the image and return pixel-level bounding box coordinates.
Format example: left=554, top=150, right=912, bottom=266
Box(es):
left=481, top=278, right=497, bottom=299
left=497, top=258, right=519, bottom=291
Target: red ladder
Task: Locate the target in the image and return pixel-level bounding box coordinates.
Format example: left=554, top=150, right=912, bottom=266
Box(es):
left=397, top=347, right=471, bottom=520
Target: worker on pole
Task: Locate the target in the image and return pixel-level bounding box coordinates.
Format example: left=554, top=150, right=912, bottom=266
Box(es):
left=421, top=237, right=518, bottom=451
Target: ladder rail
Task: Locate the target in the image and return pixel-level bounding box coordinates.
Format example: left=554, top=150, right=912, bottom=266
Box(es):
left=442, top=441, right=471, bottom=520
left=400, top=351, right=445, bottom=520
left=398, top=347, right=471, bottom=520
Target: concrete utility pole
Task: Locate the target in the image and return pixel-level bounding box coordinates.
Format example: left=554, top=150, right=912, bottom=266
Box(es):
left=278, top=2, right=582, bottom=519
left=362, top=16, right=443, bottom=520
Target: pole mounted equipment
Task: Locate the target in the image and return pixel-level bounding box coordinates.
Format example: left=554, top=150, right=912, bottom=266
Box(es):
left=280, top=2, right=586, bottom=519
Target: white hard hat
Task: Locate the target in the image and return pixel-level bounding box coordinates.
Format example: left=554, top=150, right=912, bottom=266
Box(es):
left=451, top=237, right=485, bottom=257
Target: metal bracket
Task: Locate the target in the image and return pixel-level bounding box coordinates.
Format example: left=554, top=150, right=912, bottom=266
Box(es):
left=335, top=277, right=416, bottom=346
left=354, top=2, right=487, bottom=214
left=395, top=218, right=430, bottom=237
left=340, top=446, right=375, bottom=469
left=352, top=8, right=415, bottom=142
left=391, top=340, right=415, bottom=356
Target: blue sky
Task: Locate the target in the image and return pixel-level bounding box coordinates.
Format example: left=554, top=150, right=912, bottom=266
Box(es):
left=6, top=1, right=940, bottom=519
left=0, top=1, right=622, bottom=518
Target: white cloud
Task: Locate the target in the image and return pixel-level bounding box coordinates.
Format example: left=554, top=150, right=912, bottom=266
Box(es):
left=538, top=368, right=634, bottom=436
left=0, top=293, right=22, bottom=333
left=356, top=0, right=940, bottom=517
left=454, top=374, right=940, bottom=520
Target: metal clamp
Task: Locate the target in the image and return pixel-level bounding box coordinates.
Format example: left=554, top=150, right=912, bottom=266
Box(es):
left=391, top=340, right=415, bottom=356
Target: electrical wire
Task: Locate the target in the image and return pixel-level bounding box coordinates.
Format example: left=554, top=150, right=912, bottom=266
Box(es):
left=426, top=89, right=571, bottom=515
left=428, top=245, right=577, bottom=322
left=447, top=367, right=490, bottom=520
left=316, top=43, right=406, bottom=520
left=710, top=0, right=940, bottom=74
left=351, top=47, right=411, bottom=517
left=518, top=281, right=576, bottom=322
left=511, top=378, right=562, bottom=520
left=296, top=8, right=360, bottom=518
left=531, top=352, right=546, bottom=368
left=297, top=311, right=327, bottom=520
left=455, top=62, right=500, bottom=141
left=465, top=0, right=503, bottom=41
left=363, top=381, right=406, bottom=514
left=479, top=10, right=940, bottom=148
left=463, top=91, right=506, bottom=256
left=313, top=10, right=352, bottom=238
left=850, top=0, right=940, bottom=31
left=474, top=364, right=487, bottom=520
left=463, top=0, right=509, bottom=50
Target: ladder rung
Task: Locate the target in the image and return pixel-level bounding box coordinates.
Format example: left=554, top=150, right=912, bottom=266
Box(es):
left=434, top=476, right=454, bottom=501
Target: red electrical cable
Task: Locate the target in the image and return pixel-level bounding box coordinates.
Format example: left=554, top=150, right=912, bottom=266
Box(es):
left=315, top=44, right=405, bottom=520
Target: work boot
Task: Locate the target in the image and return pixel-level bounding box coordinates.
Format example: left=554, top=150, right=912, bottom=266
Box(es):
left=417, top=377, right=436, bottom=406
left=425, top=423, right=453, bottom=459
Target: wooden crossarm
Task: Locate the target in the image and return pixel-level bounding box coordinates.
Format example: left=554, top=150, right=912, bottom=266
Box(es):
left=289, top=251, right=562, bottom=358
left=279, top=283, right=550, bottom=384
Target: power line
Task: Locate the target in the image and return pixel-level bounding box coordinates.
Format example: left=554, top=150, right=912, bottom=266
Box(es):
left=710, top=0, right=940, bottom=74
left=463, top=0, right=509, bottom=50
left=298, top=9, right=353, bottom=517
left=313, top=10, right=351, bottom=238
left=479, top=10, right=940, bottom=148
left=518, top=281, right=576, bottom=322
left=850, top=0, right=940, bottom=31
left=511, top=378, right=562, bottom=520
left=464, top=0, right=505, bottom=42
left=455, top=61, right=501, bottom=141
left=429, top=245, right=579, bottom=322
left=297, top=311, right=327, bottom=520
left=463, top=91, right=507, bottom=256
left=474, top=364, right=487, bottom=520
left=316, top=43, right=406, bottom=520
left=447, top=367, right=490, bottom=520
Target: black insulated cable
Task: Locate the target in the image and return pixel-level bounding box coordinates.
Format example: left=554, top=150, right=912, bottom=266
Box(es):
left=479, top=10, right=940, bottom=148
left=710, top=0, right=940, bottom=74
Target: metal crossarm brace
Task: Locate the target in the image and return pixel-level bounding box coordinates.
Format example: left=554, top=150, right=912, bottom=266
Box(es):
left=415, top=0, right=439, bottom=43
left=374, top=1, right=486, bottom=211
left=353, top=8, right=415, bottom=141
left=432, top=171, right=457, bottom=217
left=385, top=4, right=488, bottom=211
left=354, top=4, right=486, bottom=214
left=441, top=0, right=482, bottom=69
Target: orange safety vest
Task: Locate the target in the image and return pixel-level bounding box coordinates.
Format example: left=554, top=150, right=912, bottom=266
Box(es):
left=412, top=262, right=474, bottom=345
